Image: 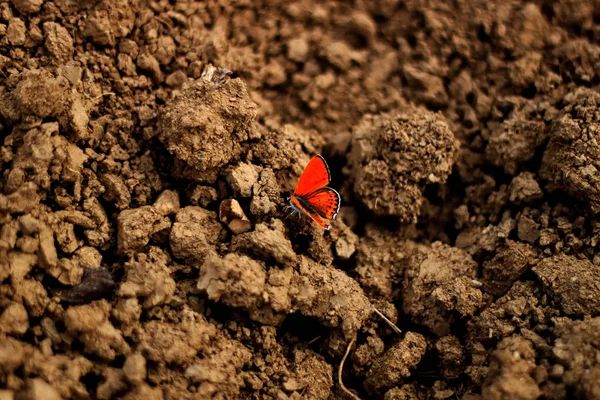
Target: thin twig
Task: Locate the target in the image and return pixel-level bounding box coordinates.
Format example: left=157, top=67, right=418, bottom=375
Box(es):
left=338, top=335, right=361, bottom=400
left=93, top=92, right=116, bottom=101
left=372, top=307, right=402, bottom=335
left=307, top=335, right=321, bottom=345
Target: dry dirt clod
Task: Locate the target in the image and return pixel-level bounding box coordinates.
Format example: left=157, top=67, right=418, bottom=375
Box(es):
left=101, top=173, right=131, bottom=210
left=533, top=254, right=600, bottom=316
left=63, top=299, right=130, bottom=361
left=9, top=251, right=37, bottom=283
left=157, top=64, right=258, bottom=182
left=231, top=220, right=296, bottom=267
left=402, top=241, right=484, bottom=336
left=43, top=22, right=74, bottom=65
left=481, top=240, right=537, bottom=298
left=7, top=17, right=26, bottom=46
left=10, top=0, right=44, bottom=14
left=123, top=352, right=146, bottom=385
left=117, top=206, right=170, bottom=256
left=18, top=215, right=39, bottom=235
left=402, top=64, right=448, bottom=109
left=482, top=336, right=541, bottom=400
left=118, top=249, right=176, bottom=308
left=188, top=185, right=218, bottom=208
left=1, top=183, right=40, bottom=214
left=152, top=189, right=180, bottom=216
left=436, top=335, right=466, bottom=380
left=0, top=302, right=29, bottom=336
left=354, top=224, right=405, bottom=300
left=553, top=317, right=600, bottom=396
left=508, top=172, right=543, bottom=204
left=332, top=223, right=359, bottom=261
left=198, top=252, right=266, bottom=310
left=169, top=206, right=224, bottom=265
left=226, top=162, right=260, bottom=197
left=486, top=112, right=547, bottom=175
left=12, top=70, right=69, bottom=119
left=15, top=378, right=61, bottom=400
left=37, top=222, right=57, bottom=269
left=349, top=106, right=458, bottom=223
left=540, top=88, right=600, bottom=213
left=293, top=256, right=372, bottom=340
left=364, top=332, right=427, bottom=394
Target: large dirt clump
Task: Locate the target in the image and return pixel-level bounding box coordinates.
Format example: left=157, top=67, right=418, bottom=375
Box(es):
left=349, top=106, right=458, bottom=222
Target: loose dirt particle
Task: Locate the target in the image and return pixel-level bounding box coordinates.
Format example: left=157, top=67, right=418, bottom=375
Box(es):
left=508, top=172, right=543, bottom=204
left=219, top=199, right=252, bottom=234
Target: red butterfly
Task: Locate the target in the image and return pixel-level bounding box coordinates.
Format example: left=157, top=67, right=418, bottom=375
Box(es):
left=288, top=155, right=341, bottom=230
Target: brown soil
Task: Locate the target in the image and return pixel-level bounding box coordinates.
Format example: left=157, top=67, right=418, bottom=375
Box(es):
left=1, top=1, right=600, bottom=399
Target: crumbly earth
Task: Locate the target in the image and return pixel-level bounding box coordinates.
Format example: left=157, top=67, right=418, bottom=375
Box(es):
left=1, top=1, right=600, bottom=399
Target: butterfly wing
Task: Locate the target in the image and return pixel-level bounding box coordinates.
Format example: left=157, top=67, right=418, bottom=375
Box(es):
left=306, top=209, right=332, bottom=230
left=304, top=187, right=341, bottom=220
left=289, top=193, right=333, bottom=230
left=293, top=155, right=331, bottom=197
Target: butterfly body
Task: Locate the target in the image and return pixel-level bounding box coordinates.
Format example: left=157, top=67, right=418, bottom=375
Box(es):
left=288, top=155, right=341, bottom=230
